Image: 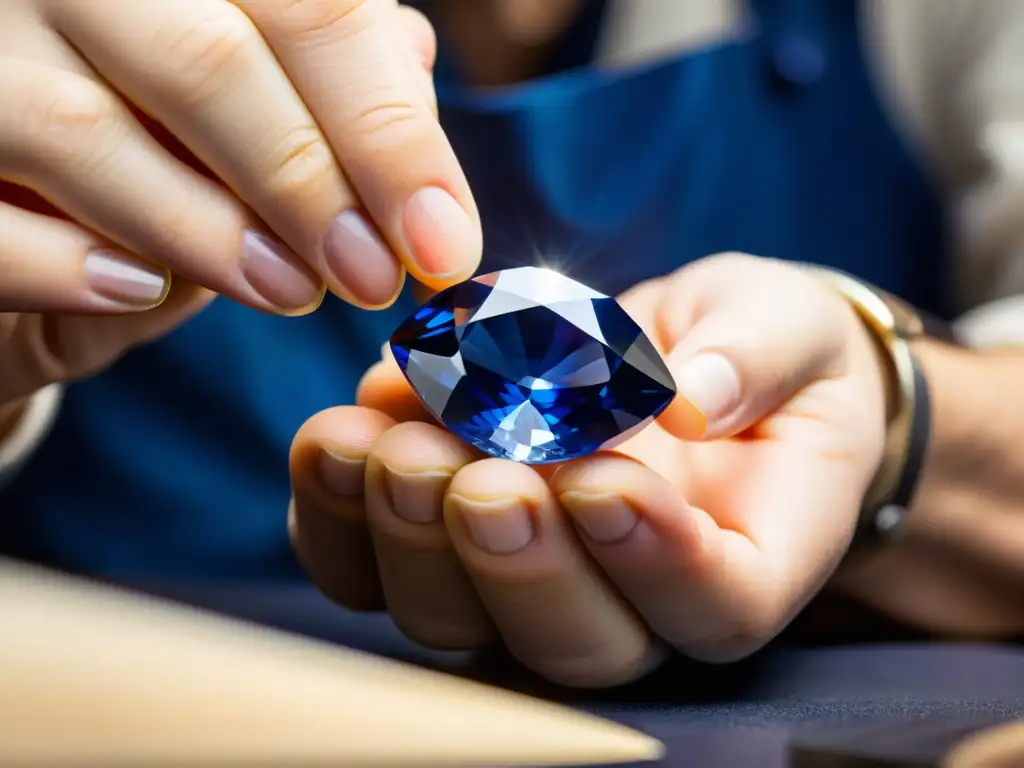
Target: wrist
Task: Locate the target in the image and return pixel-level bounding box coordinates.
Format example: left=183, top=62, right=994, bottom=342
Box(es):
left=829, top=340, right=1024, bottom=637
left=803, top=266, right=932, bottom=548
left=912, top=340, right=1015, bottom=490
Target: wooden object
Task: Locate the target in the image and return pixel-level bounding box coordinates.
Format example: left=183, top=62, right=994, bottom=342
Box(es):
left=0, top=558, right=663, bottom=766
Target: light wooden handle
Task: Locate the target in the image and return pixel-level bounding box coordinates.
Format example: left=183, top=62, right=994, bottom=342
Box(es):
left=0, top=559, right=663, bottom=767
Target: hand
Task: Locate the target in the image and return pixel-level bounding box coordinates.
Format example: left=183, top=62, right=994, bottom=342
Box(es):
left=0, top=0, right=479, bottom=407
left=289, top=254, right=888, bottom=687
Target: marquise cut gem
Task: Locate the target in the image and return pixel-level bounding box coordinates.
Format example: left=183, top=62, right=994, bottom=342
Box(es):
left=389, top=267, right=677, bottom=464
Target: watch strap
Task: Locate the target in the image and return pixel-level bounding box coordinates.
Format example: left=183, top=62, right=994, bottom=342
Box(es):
left=854, top=347, right=932, bottom=546
left=892, top=350, right=931, bottom=512
left=796, top=265, right=938, bottom=548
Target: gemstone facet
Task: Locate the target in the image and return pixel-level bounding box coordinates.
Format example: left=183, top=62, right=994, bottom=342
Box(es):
left=389, top=267, right=677, bottom=464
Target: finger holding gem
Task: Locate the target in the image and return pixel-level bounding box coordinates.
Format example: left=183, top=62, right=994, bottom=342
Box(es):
left=552, top=453, right=771, bottom=663
left=364, top=421, right=495, bottom=651
left=288, top=406, right=395, bottom=612
left=356, top=355, right=432, bottom=425
left=444, top=457, right=657, bottom=688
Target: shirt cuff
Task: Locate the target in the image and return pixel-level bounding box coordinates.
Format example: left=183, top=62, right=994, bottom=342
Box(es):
left=953, top=295, right=1024, bottom=348
left=0, top=384, right=63, bottom=488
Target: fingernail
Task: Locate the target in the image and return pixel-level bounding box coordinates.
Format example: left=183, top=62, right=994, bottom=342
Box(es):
left=321, top=210, right=403, bottom=307
left=84, top=250, right=168, bottom=307
left=673, top=353, right=741, bottom=428
left=242, top=230, right=324, bottom=312
left=382, top=464, right=450, bottom=524
left=403, top=187, right=478, bottom=277
left=449, top=495, right=534, bottom=554
left=318, top=448, right=365, bottom=496
left=560, top=491, right=639, bottom=544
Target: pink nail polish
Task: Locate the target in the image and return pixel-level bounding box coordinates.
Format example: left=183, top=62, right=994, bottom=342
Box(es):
left=84, top=250, right=168, bottom=307
left=321, top=210, right=403, bottom=307
left=241, top=230, right=323, bottom=312
left=403, top=187, right=479, bottom=277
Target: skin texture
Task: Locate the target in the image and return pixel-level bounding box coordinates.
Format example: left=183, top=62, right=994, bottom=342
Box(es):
left=3, top=1, right=1020, bottom=686
left=0, top=0, right=480, bottom=406
left=289, top=253, right=892, bottom=687
left=832, top=340, right=1024, bottom=638
left=291, top=253, right=1024, bottom=688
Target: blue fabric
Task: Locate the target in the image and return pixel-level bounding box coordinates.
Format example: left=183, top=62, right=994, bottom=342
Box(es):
left=438, top=0, right=947, bottom=305
left=0, top=0, right=946, bottom=579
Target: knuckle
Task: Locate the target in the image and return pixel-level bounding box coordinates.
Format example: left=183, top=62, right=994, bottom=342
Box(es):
left=264, top=125, right=340, bottom=199
left=19, top=315, right=113, bottom=385
left=145, top=188, right=207, bottom=264
left=151, top=7, right=260, bottom=104
left=353, top=99, right=426, bottom=147
left=270, top=0, right=379, bottom=39
left=24, top=76, right=117, bottom=161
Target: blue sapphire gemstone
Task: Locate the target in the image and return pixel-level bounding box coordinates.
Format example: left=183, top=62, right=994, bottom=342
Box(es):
left=389, top=267, right=676, bottom=464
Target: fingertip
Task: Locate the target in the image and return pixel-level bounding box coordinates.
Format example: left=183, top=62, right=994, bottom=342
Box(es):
left=447, top=457, right=547, bottom=504
left=288, top=409, right=391, bottom=611
left=395, top=4, right=438, bottom=72
left=656, top=394, right=708, bottom=441
left=355, top=358, right=430, bottom=422
left=402, top=186, right=483, bottom=289
left=356, top=357, right=404, bottom=399
left=553, top=454, right=704, bottom=548
left=290, top=406, right=396, bottom=482
left=327, top=263, right=407, bottom=312
left=660, top=349, right=743, bottom=440
left=272, top=280, right=329, bottom=318
left=550, top=452, right=654, bottom=497
left=368, top=421, right=478, bottom=487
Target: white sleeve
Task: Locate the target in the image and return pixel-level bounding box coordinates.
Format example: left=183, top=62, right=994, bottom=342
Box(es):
left=601, top=1, right=1024, bottom=347
left=865, top=0, right=1024, bottom=347
left=0, top=385, right=63, bottom=490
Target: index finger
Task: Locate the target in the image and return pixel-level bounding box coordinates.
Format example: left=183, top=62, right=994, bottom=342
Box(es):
left=238, top=0, right=482, bottom=290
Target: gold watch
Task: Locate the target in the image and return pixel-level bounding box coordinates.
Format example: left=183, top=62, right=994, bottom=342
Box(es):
left=800, top=265, right=943, bottom=547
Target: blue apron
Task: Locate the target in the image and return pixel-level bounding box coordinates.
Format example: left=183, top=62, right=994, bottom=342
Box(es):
left=0, top=0, right=946, bottom=579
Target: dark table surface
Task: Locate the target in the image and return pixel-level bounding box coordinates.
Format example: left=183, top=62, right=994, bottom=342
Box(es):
left=134, top=582, right=1024, bottom=768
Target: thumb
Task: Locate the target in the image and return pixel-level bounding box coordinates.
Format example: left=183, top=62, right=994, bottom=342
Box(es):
left=655, top=256, right=850, bottom=441
left=0, top=277, right=213, bottom=405
left=0, top=204, right=212, bottom=402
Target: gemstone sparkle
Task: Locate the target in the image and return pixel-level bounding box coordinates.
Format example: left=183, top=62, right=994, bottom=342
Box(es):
left=389, top=267, right=677, bottom=464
